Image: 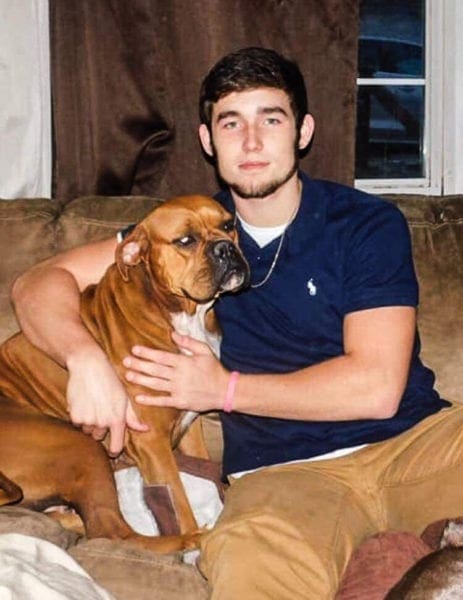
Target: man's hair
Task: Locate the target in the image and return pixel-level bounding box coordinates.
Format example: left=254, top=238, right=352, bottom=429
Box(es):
left=199, top=47, right=309, bottom=131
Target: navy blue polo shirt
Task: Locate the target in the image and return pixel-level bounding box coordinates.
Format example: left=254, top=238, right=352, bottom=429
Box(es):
left=214, top=172, right=449, bottom=476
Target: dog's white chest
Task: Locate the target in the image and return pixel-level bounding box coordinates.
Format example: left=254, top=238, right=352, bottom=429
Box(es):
left=170, top=303, right=221, bottom=358
left=170, top=304, right=221, bottom=439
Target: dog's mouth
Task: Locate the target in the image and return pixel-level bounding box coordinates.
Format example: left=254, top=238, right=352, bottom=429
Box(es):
left=179, top=239, right=249, bottom=303
left=209, top=239, right=250, bottom=293
left=180, top=266, right=249, bottom=304
left=218, top=267, right=248, bottom=293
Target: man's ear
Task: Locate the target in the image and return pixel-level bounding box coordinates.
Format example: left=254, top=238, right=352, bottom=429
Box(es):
left=298, top=114, right=315, bottom=151
left=116, top=225, right=150, bottom=282
left=199, top=123, right=214, bottom=157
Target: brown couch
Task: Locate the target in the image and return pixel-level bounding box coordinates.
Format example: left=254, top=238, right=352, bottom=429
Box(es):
left=0, top=193, right=462, bottom=598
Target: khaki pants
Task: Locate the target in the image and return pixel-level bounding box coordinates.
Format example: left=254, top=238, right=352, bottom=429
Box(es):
left=199, top=405, right=463, bottom=599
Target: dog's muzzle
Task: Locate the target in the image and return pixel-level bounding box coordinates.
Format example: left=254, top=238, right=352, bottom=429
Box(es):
left=208, top=240, right=250, bottom=292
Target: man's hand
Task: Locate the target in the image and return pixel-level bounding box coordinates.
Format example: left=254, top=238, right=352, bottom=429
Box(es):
left=66, top=346, right=149, bottom=456
left=123, top=332, right=229, bottom=412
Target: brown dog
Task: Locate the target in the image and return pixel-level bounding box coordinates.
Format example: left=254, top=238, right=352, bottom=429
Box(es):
left=0, top=195, right=249, bottom=552
left=386, top=520, right=463, bottom=598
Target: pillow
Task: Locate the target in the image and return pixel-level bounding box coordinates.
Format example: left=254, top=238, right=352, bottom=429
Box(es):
left=336, top=531, right=431, bottom=600
left=70, top=538, right=210, bottom=600
left=0, top=506, right=79, bottom=549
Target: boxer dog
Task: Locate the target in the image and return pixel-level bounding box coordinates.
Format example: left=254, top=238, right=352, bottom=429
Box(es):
left=386, top=520, right=463, bottom=598
left=0, top=195, right=249, bottom=553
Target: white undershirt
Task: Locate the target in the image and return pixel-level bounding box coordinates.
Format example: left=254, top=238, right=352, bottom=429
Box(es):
left=231, top=445, right=368, bottom=479
left=236, top=213, right=286, bottom=247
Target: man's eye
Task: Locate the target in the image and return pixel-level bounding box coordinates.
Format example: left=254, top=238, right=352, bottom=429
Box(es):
left=222, top=219, right=235, bottom=233
left=223, top=121, right=238, bottom=129
left=174, top=235, right=197, bottom=248
left=264, top=117, right=280, bottom=125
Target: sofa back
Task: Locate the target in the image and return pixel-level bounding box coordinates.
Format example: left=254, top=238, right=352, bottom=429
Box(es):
left=0, top=194, right=462, bottom=405
left=0, top=195, right=161, bottom=342
left=388, top=195, right=463, bottom=403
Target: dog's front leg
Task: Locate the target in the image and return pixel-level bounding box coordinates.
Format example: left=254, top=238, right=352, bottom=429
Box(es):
left=125, top=425, right=198, bottom=536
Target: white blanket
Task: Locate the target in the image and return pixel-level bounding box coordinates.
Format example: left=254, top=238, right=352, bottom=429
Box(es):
left=115, top=467, right=223, bottom=536
left=0, top=533, right=114, bottom=600
left=115, top=467, right=223, bottom=564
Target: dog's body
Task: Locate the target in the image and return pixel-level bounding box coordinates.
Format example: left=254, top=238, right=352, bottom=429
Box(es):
left=0, top=195, right=249, bottom=552
left=386, top=521, right=463, bottom=599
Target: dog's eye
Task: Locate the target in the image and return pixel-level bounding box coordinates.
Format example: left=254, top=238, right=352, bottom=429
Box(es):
left=222, top=219, right=235, bottom=233
left=174, top=235, right=197, bottom=248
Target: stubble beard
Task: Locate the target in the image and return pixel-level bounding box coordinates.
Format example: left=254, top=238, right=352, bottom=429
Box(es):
left=226, top=160, right=298, bottom=199
left=212, top=140, right=300, bottom=200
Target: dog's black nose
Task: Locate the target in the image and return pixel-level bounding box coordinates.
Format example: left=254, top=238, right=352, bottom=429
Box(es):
left=210, top=240, right=240, bottom=263
left=208, top=239, right=250, bottom=291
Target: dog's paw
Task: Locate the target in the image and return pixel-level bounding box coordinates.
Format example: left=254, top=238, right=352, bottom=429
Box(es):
left=180, top=527, right=205, bottom=551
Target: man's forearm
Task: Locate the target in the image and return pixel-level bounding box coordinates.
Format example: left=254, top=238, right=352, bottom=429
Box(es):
left=229, top=353, right=404, bottom=421
left=226, top=307, right=415, bottom=421
left=10, top=238, right=142, bottom=452
left=130, top=307, right=415, bottom=423
left=12, top=265, right=101, bottom=367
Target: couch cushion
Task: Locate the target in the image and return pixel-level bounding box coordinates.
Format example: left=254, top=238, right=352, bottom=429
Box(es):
left=0, top=506, right=79, bottom=549
left=0, top=195, right=162, bottom=343
left=0, top=199, right=58, bottom=342
left=70, top=538, right=209, bottom=600
left=0, top=507, right=208, bottom=599
left=57, top=195, right=162, bottom=251
left=389, top=196, right=463, bottom=403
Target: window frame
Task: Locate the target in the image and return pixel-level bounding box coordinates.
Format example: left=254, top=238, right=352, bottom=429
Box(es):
left=355, top=0, right=444, bottom=196
left=442, top=0, right=463, bottom=195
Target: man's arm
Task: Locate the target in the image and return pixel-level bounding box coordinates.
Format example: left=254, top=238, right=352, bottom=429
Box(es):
left=12, top=239, right=116, bottom=364
left=125, top=306, right=416, bottom=421
left=11, top=238, right=148, bottom=454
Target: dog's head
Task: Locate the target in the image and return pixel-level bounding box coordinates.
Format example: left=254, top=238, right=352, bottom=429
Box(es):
left=116, top=195, right=249, bottom=307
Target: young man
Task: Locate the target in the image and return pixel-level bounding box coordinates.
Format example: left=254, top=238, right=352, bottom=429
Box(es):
left=12, top=48, right=463, bottom=598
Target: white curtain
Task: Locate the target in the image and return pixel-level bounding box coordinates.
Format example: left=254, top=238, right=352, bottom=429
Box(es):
left=0, top=0, right=51, bottom=198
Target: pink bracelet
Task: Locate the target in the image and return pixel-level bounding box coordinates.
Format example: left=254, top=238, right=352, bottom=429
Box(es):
left=223, top=371, right=240, bottom=413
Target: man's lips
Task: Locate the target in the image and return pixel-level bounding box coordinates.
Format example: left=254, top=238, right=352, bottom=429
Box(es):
left=239, top=161, right=270, bottom=171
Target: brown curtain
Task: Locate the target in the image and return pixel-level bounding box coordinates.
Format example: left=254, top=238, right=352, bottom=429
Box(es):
left=50, top=0, right=359, bottom=203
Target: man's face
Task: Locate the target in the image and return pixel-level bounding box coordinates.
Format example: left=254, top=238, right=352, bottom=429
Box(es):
left=199, top=87, right=313, bottom=200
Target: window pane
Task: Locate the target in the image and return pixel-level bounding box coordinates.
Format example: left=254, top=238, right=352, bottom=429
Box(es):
left=358, top=0, right=425, bottom=79
left=355, top=85, right=424, bottom=179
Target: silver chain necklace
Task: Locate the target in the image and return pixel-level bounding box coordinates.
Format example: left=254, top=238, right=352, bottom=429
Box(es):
left=236, top=200, right=300, bottom=289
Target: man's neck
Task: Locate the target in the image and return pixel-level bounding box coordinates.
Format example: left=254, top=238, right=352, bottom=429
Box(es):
left=231, top=174, right=302, bottom=227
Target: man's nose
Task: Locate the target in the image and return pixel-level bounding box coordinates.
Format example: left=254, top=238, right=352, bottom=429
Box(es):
left=243, top=124, right=263, bottom=152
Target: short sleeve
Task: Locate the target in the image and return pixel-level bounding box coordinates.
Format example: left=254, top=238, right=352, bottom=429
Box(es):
left=342, top=203, right=418, bottom=314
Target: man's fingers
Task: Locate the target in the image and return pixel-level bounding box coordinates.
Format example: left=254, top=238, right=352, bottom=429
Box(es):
left=125, top=370, right=172, bottom=391
left=130, top=345, right=179, bottom=367
left=172, top=332, right=212, bottom=356
left=76, top=403, right=148, bottom=457
left=123, top=356, right=173, bottom=380
left=108, top=422, right=126, bottom=457
left=91, top=426, right=108, bottom=440
left=126, top=402, right=150, bottom=432
left=135, top=394, right=178, bottom=408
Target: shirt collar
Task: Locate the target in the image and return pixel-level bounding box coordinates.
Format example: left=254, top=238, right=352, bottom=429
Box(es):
left=214, top=171, right=328, bottom=254
left=287, top=172, right=328, bottom=253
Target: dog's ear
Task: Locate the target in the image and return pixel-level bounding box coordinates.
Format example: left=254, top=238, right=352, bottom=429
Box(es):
left=116, top=225, right=151, bottom=281
left=440, top=520, right=463, bottom=549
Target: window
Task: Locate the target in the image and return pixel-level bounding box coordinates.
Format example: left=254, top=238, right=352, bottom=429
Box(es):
left=355, top=0, right=447, bottom=195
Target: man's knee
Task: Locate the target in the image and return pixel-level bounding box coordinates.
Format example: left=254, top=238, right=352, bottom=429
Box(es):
left=199, top=509, right=337, bottom=600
